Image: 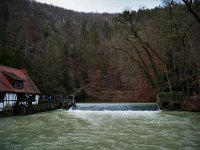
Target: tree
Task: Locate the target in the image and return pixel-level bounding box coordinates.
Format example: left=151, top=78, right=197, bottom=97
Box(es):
left=0, top=48, right=29, bottom=69
left=182, top=0, right=200, bottom=25
left=102, top=21, right=113, bottom=40
left=116, top=10, right=165, bottom=88
left=162, top=0, right=200, bottom=95
left=89, top=22, right=100, bottom=48
left=33, top=22, right=66, bottom=94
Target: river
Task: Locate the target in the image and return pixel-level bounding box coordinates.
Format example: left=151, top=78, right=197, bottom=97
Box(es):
left=0, top=103, right=200, bottom=150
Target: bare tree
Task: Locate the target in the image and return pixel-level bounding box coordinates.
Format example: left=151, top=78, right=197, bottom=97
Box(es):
left=182, top=0, right=200, bottom=25
left=116, top=11, right=165, bottom=88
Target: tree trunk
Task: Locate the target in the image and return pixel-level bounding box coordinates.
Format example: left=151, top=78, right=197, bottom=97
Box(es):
left=165, top=64, right=172, bottom=92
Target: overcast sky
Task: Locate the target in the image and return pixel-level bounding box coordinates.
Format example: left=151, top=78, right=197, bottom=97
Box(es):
left=36, top=0, right=162, bottom=13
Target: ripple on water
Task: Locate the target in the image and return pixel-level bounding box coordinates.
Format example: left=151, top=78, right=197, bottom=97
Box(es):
left=0, top=109, right=200, bottom=150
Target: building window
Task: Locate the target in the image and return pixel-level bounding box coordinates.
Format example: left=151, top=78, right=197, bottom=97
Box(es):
left=13, top=81, right=23, bottom=89
left=0, top=93, right=4, bottom=102
left=18, top=82, right=23, bottom=89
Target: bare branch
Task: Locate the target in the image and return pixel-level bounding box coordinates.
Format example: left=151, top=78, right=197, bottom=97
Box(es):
left=115, top=47, right=143, bottom=69
left=182, top=0, right=200, bottom=25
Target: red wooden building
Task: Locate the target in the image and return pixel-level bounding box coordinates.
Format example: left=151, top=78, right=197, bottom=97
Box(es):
left=0, top=65, right=40, bottom=111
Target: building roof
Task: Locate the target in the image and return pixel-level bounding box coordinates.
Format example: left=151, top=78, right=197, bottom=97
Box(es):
left=3, top=71, right=24, bottom=81
left=0, top=65, right=40, bottom=94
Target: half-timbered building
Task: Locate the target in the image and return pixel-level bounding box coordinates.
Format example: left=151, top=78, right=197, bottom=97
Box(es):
left=0, top=65, right=40, bottom=111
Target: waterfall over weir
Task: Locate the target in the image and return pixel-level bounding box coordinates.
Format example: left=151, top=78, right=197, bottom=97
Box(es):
left=70, top=103, right=160, bottom=111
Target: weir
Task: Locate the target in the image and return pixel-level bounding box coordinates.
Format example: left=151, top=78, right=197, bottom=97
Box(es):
left=70, top=103, right=160, bottom=111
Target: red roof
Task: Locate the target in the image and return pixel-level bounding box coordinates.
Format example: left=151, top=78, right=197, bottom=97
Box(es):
left=0, top=65, right=40, bottom=94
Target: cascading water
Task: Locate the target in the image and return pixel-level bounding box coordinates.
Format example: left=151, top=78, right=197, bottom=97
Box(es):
left=70, top=103, right=160, bottom=111
left=1, top=105, right=200, bottom=150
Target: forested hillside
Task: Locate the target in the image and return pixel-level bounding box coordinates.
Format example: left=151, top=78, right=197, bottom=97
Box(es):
left=0, top=0, right=200, bottom=102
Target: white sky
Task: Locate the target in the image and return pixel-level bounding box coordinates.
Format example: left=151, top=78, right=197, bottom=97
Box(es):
left=36, top=0, right=162, bottom=13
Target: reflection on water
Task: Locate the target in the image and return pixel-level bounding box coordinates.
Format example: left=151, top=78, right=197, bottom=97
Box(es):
left=0, top=104, right=200, bottom=150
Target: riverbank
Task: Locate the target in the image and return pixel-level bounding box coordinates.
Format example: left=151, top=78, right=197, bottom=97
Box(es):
left=1, top=99, right=200, bottom=117
left=157, top=92, right=200, bottom=112
left=0, top=99, right=74, bottom=117
left=181, top=100, right=200, bottom=112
